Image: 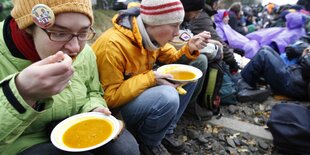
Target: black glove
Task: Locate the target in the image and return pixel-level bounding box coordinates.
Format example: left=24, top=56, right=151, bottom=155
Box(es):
left=233, top=48, right=245, bottom=57
left=285, top=46, right=300, bottom=60
left=228, top=60, right=239, bottom=74
left=285, top=40, right=310, bottom=60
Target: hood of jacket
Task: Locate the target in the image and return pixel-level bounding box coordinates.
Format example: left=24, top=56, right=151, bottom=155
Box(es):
left=286, top=12, right=305, bottom=29
left=112, top=7, right=144, bottom=49
left=214, top=9, right=225, bottom=23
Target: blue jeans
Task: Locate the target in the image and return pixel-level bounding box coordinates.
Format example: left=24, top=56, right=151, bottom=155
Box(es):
left=120, top=83, right=196, bottom=146
left=18, top=130, right=139, bottom=155
left=241, top=46, right=307, bottom=99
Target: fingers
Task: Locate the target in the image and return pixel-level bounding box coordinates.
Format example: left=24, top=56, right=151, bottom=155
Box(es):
left=50, top=71, right=74, bottom=87
left=197, top=31, right=211, bottom=42
left=41, top=63, right=74, bottom=77
left=34, top=51, right=72, bottom=67
left=189, top=31, right=212, bottom=51
left=191, top=37, right=207, bottom=49
left=191, top=35, right=201, bottom=42
left=61, top=53, right=73, bottom=65
left=153, top=70, right=173, bottom=79
left=35, top=52, right=74, bottom=76
left=92, top=107, right=112, bottom=115
left=208, top=39, right=221, bottom=46
left=208, top=39, right=223, bottom=54
left=191, top=35, right=208, bottom=45
left=34, top=51, right=65, bottom=66
left=156, top=78, right=179, bottom=88
left=161, top=73, right=174, bottom=79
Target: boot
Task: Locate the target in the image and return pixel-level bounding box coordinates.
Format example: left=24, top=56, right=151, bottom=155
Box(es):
left=237, top=89, right=271, bottom=103
left=236, top=78, right=271, bottom=103
left=162, top=134, right=185, bottom=154
left=140, top=143, right=171, bottom=155
left=236, top=78, right=254, bottom=91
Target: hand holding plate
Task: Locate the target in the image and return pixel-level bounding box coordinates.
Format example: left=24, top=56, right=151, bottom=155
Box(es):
left=153, top=70, right=180, bottom=88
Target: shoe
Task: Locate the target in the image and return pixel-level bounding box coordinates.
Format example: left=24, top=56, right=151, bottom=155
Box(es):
left=185, top=102, right=213, bottom=121
left=237, top=89, right=271, bottom=103
left=236, top=78, right=254, bottom=91
left=139, top=143, right=170, bottom=155
left=161, top=134, right=185, bottom=153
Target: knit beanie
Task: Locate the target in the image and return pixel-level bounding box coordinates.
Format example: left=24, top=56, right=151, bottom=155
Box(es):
left=11, top=0, right=93, bottom=29
left=180, top=0, right=205, bottom=12
left=140, top=0, right=185, bottom=26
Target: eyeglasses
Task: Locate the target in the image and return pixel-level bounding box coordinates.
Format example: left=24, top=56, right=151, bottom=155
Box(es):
left=40, top=27, right=96, bottom=42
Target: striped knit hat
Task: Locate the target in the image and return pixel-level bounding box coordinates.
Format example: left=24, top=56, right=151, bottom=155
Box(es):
left=140, top=0, right=185, bottom=26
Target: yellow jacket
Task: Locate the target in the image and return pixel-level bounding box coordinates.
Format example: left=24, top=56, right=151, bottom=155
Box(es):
left=92, top=14, right=199, bottom=108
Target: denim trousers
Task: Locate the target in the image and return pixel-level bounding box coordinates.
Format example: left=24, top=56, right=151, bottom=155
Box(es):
left=241, top=46, right=307, bottom=99
left=18, top=130, right=139, bottom=155
left=120, top=83, right=197, bottom=146
left=241, top=47, right=288, bottom=89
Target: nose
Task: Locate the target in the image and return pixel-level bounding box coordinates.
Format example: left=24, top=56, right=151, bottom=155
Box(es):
left=64, top=37, right=81, bottom=54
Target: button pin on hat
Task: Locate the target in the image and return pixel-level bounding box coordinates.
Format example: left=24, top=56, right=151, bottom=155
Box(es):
left=31, top=4, right=55, bottom=29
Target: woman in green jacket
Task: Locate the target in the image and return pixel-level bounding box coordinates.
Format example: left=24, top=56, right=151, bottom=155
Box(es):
left=0, top=0, right=139, bottom=154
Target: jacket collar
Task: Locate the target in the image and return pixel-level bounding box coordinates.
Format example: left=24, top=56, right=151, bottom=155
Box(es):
left=136, top=16, right=159, bottom=51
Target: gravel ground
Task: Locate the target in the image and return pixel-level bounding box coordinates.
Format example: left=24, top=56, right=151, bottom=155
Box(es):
left=173, top=97, right=297, bottom=155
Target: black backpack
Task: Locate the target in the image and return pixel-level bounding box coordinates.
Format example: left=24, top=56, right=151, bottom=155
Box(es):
left=267, top=103, right=310, bottom=154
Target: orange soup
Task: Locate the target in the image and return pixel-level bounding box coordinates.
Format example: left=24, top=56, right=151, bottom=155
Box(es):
left=168, top=70, right=196, bottom=80
left=63, top=118, right=113, bottom=148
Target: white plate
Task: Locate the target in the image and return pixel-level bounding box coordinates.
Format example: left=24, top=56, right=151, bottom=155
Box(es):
left=157, top=64, right=203, bottom=83
left=51, top=112, right=120, bottom=152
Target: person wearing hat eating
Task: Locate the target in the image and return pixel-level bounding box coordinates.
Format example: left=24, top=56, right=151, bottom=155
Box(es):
left=92, top=0, right=211, bottom=154
left=0, top=0, right=139, bottom=154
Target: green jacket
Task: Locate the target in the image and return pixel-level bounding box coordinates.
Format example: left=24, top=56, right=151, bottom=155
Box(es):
left=0, top=21, right=107, bottom=154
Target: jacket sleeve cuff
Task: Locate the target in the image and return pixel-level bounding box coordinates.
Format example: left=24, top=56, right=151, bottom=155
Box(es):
left=1, top=74, right=43, bottom=120
left=80, top=98, right=108, bottom=113
left=182, top=44, right=200, bottom=60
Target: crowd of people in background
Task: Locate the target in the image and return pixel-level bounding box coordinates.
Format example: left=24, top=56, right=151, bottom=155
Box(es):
left=1, top=0, right=310, bottom=154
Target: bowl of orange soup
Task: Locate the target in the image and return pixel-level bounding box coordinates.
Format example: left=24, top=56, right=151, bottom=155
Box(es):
left=51, top=112, right=121, bottom=152
left=157, top=64, right=203, bottom=83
